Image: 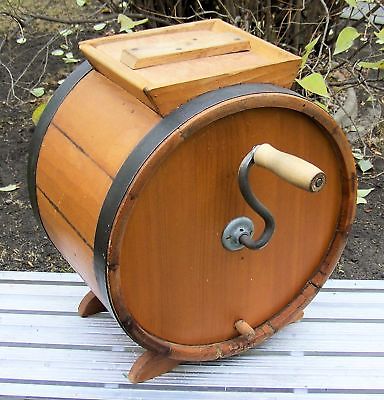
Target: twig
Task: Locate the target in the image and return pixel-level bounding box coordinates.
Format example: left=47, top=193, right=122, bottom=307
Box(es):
left=353, top=2, right=382, bottom=31
left=33, top=45, right=50, bottom=89
left=0, top=59, right=20, bottom=102
left=131, top=3, right=228, bottom=22
left=360, top=171, right=384, bottom=180
left=216, top=0, right=235, bottom=23
left=313, top=0, right=330, bottom=70
left=331, top=40, right=370, bottom=72
left=7, top=34, right=58, bottom=102
left=330, top=78, right=383, bottom=87
left=293, top=0, right=302, bottom=50
left=24, top=11, right=170, bottom=26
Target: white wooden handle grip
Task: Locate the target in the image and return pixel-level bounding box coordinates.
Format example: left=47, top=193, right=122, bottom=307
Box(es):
left=252, top=144, right=326, bottom=192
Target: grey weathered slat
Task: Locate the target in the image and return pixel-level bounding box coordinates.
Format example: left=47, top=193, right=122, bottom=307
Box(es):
left=2, top=312, right=384, bottom=336
left=2, top=292, right=384, bottom=321
left=0, top=283, right=88, bottom=296
left=2, top=282, right=384, bottom=301
left=323, top=279, right=384, bottom=290
left=1, top=384, right=383, bottom=400
left=0, top=271, right=84, bottom=284
left=1, top=271, right=384, bottom=290
left=0, top=322, right=384, bottom=356
left=1, top=351, right=384, bottom=389
left=0, top=271, right=383, bottom=399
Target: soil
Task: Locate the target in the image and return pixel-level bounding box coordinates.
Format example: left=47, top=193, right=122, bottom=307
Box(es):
left=0, top=11, right=383, bottom=279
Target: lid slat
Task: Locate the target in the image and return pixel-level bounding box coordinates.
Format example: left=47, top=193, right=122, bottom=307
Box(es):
left=120, top=31, right=250, bottom=69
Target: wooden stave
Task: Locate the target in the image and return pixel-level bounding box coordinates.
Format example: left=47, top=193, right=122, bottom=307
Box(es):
left=29, top=64, right=161, bottom=306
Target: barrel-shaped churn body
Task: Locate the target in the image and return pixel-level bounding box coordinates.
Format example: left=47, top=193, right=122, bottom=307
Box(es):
left=28, top=20, right=356, bottom=362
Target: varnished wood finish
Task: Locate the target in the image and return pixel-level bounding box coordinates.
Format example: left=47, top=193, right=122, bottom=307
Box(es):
left=35, top=70, right=160, bottom=305
left=80, top=19, right=301, bottom=115
left=128, top=351, right=181, bottom=383
left=107, top=93, right=356, bottom=358
left=78, top=290, right=107, bottom=317
left=120, top=31, right=250, bottom=69
left=32, top=59, right=355, bottom=366
left=52, top=70, right=160, bottom=178
left=36, top=188, right=102, bottom=301
left=37, top=124, right=112, bottom=246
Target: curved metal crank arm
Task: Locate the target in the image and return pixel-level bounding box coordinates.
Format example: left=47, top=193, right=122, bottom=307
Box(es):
left=222, top=144, right=326, bottom=252
left=237, top=150, right=275, bottom=249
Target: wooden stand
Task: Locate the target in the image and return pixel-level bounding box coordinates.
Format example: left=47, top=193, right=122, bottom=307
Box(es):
left=128, top=313, right=305, bottom=383
left=78, top=290, right=107, bottom=317
left=128, top=351, right=182, bottom=383
left=77, top=292, right=305, bottom=382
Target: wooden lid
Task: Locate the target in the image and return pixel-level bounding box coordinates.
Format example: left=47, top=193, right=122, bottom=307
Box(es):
left=79, top=20, right=301, bottom=115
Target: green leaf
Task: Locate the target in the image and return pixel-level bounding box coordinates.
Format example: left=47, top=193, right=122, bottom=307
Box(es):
left=51, top=49, right=64, bottom=56
left=76, top=0, right=87, bottom=6
left=356, top=188, right=374, bottom=204
left=59, top=28, right=73, bottom=37
left=58, top=79, right=65, bottom=85
left=16, top=37, right=26, bottom=44
left=375, top=28, right=384, bottom=45
left=93, top=22, right=106, bottom=31
left=356, top=196, right=367, bottom=204
left=62, top=57, right=81, bottom=64
left=118, top=14, right=147, bottom=33
left=32, top=103, right=47, bottom=126
left=357, top=188, right=374, bottom=197
left=352, top=149, right=364, bottom=160
left=0, top=184, right=19, bottom=192
left=62, top=52, right=81, bottom=63
left=344, top=0, right=357, bottom=6
left=334, top=27, right=360, bottom=55
left=30, top=87, right=45, bottom=98
left=296, top=73, right=330, bottom=98
left=358, top=159, right=373, bottom=172
left=313, top=100, right=328, bottom=111
left=358, top=60, right=384, bottom=70
left=300, top=36, right=320, bottom=69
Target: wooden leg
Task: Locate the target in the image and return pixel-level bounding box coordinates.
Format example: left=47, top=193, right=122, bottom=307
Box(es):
left=78, top=290, right=107, bottom=317
left=128, top=350, right=182, bottom=383
left=290, top=310, right=304, bottom=324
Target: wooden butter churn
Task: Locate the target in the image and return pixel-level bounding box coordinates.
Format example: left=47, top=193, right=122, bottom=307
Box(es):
left=28, top=19, right=356, bottom=382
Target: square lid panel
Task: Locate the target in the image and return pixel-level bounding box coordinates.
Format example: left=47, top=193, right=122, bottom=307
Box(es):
left=80, top=19, right=301, bottom=116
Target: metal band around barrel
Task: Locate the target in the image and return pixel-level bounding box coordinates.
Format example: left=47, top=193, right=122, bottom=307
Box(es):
left=94, top=83, right=303, bottom=305
left=27, top=61, right=93, bottom=226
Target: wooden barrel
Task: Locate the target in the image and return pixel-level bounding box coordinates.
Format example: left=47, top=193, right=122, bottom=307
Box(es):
left=28, top=61, right=356, bottom=360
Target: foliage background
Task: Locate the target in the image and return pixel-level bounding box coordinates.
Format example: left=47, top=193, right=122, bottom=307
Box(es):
left=0, top=0, right=383, bottom=278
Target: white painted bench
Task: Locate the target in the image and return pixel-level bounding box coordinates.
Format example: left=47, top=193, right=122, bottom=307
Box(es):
left=0, top=271, right=383, bottom=399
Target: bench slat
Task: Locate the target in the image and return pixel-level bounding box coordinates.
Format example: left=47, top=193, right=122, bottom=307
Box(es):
left=0, top=271, right=84, bottom=284
left=2, top=292, right=384, bottom=320
left=1, top=383, right=383, bottom=400
left=0, top=271, right=383, bottom=399
left=1, top=357, right=384, bottom=390
left=2, top=271, right=383, bottom=290
left=1, top=321, right=383, bottom=354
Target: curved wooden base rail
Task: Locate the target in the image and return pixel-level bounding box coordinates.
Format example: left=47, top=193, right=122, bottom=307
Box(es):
left=78, top=290, right=107, bottom=317
left=77, top=290, right=306, bottom=382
